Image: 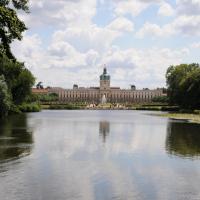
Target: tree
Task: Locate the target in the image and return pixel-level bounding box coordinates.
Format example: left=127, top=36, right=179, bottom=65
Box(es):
left=166, top=63, right=200, bottom=109
left=0, top=0, right=29, bottom=59
left=0, top=75, right=11, bottom=117
left=0, top=55, right=35, bottom=104
left=0, top=0, right=35, bottom=106
left=180, top=68, right=200, bottom=108
left=152, top=96, right=169, bottom=103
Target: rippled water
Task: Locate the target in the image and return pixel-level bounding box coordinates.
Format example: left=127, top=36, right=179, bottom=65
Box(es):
left=0, top=110, right=200, bottom=200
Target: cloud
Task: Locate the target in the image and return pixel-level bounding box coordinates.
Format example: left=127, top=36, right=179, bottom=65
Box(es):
left=177, top=0, right=200, bottom=16
left=12, top=30, right=189, bottom=89
left=158, top=2, right=175, bottom=16
left=137, top=0, right=200, bottom=38
left=101, top=47, right=189, bottom=88
left=136, top=23, right=163, bottom=38
left=136, top=14, right=200, bottom=38
left=10, top=0, right=197, bottom=89
left=113, top=0, right=162, bottom=17
left=51, top=25, right=119, bottom=54
left=107, top=17, right=134, bottom=32
left=190, top=42, right=200, bottom=48
left=21, top=0, right=97, bottom=28
left=51, top=17, right=134, bottom=54
left=172, top=15, right=200, bottom=36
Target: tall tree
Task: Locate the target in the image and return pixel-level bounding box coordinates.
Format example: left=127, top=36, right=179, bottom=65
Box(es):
left=0, top=55, right=35, bottom=104
left=166, top=63, right=200, bottom=109
left=0, top=75, right=11, bottom=116
left=0, top=0, right=29, bottom=59
left=0, top=1, right=35, bottom=107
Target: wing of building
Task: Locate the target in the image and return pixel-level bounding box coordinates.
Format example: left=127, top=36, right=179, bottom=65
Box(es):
left=47, top=68, right=165, bottom=104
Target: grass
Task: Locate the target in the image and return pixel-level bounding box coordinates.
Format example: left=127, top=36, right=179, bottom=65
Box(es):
left=132, top=105, right=179, bottom=111
left=159, top=113, right=200, bottom=123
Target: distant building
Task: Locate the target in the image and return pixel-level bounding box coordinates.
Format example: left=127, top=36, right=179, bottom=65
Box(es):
left=49, top=68, right=165, bottom=104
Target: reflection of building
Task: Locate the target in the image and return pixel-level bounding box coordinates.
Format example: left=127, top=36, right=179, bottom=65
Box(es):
left=49, top=67, right=165, bottom=103
left=166, top=122, right=200, bottom=158
left=99, top=121, right=110, bottom=143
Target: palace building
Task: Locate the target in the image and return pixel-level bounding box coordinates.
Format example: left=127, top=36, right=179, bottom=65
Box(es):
left=49, top=68, right=165, bottom=104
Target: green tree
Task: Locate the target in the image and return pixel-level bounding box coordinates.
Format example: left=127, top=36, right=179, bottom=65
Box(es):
left=180, top=67, right=200, bottom=108
left=0, top=0, right=35, bottom=106
left=152, top=96, right=169, bottom=103
left=166, top=63, right=200, bottom=109
left=0, top=55, right=35, bottom=104
left=0, top=75, right=11, bottom=117
left=0, top=0, right=29, bottom=59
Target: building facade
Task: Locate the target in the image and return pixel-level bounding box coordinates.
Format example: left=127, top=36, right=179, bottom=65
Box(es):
left=49, top=68, right=165, bottom=104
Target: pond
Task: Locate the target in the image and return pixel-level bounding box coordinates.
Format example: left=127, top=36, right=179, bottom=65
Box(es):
left=0, top=110, right=200, bottom=200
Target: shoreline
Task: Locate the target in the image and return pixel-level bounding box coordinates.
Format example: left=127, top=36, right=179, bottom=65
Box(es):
left=157, top=113, right=200, bottom=124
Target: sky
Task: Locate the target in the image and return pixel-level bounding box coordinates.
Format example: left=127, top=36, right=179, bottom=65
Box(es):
left=12, top=0, right=200, bottom=89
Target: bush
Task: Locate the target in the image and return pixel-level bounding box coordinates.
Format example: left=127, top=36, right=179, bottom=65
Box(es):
left=152, top=96, right=169, bottom=103
left=161, top=106, right=179, bottom=112
left=9, top=104, right=21, bottom=114
left=18, top=103, right=41, bottom=112
left=49, top=104, right=83, bottom=110
left=37, top=93, right=59, bottom=102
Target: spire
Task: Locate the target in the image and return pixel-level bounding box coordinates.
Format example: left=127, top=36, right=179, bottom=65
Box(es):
left=103, top=64, right=107, bottom=74
left=100, top=64, right=110, bottom=81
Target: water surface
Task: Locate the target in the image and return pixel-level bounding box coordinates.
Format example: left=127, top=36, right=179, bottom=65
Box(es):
left=0, top=110, right=200, bottom=200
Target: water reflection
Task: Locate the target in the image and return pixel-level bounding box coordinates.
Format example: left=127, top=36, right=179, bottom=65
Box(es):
left=0, top=114, right=33, bottom=162
left=166, top=121, right=200, bottom=158
left=99, top=121, right=110, bottom=143
left=1, top=111, right=200, bottom=200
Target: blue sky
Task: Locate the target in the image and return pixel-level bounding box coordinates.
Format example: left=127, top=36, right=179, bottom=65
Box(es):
left=12, top=0, right=200, bottom=89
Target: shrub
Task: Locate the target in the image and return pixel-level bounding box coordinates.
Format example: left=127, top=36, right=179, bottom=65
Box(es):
left=18, top=103, right=41, bottom=112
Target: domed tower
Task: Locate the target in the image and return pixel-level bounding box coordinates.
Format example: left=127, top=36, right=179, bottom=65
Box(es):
left=100, top=67, right=110, bottom=90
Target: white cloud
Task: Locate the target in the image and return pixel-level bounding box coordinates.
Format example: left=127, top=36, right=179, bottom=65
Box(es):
left=136, top=14, right=200, bottom=38
left=51, top=17, right=134, bottom=54
left=171, top=15, right=200, bottom=36
left=107, top=17, right=134, bottom=32
left=12, top=31, right=189, bottom=89
left=136, top=22, right=163, bottom=38
left=113, top=0, right=162, bottom=17
left=101, top=47, right=189, bottom=88
left=177, top=0, right=200, bottom=16
left=10, top=0, right=197, bottom=89
left=158, top=2, right=175, bottom=16
left=21, top=0, right=97, bottom=28
left=114, top=0, right=148, bottom=17
left=190, top=42, right=200, bottom=48
left=137, top=0, right=200, bottom=38
left=51, top=25, right=119, bottom=54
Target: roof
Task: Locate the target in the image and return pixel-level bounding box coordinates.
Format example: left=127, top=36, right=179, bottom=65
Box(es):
left=111, top=87, right=120, bottom=89
left=100, top=67, right=110, bottom=81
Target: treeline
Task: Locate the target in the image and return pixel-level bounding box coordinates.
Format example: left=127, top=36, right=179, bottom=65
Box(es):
left=29, top=93, right=59, bottom=103
left=0, top=0, right=36, bottom=117
left=166, top=63, right=200, bottom=109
